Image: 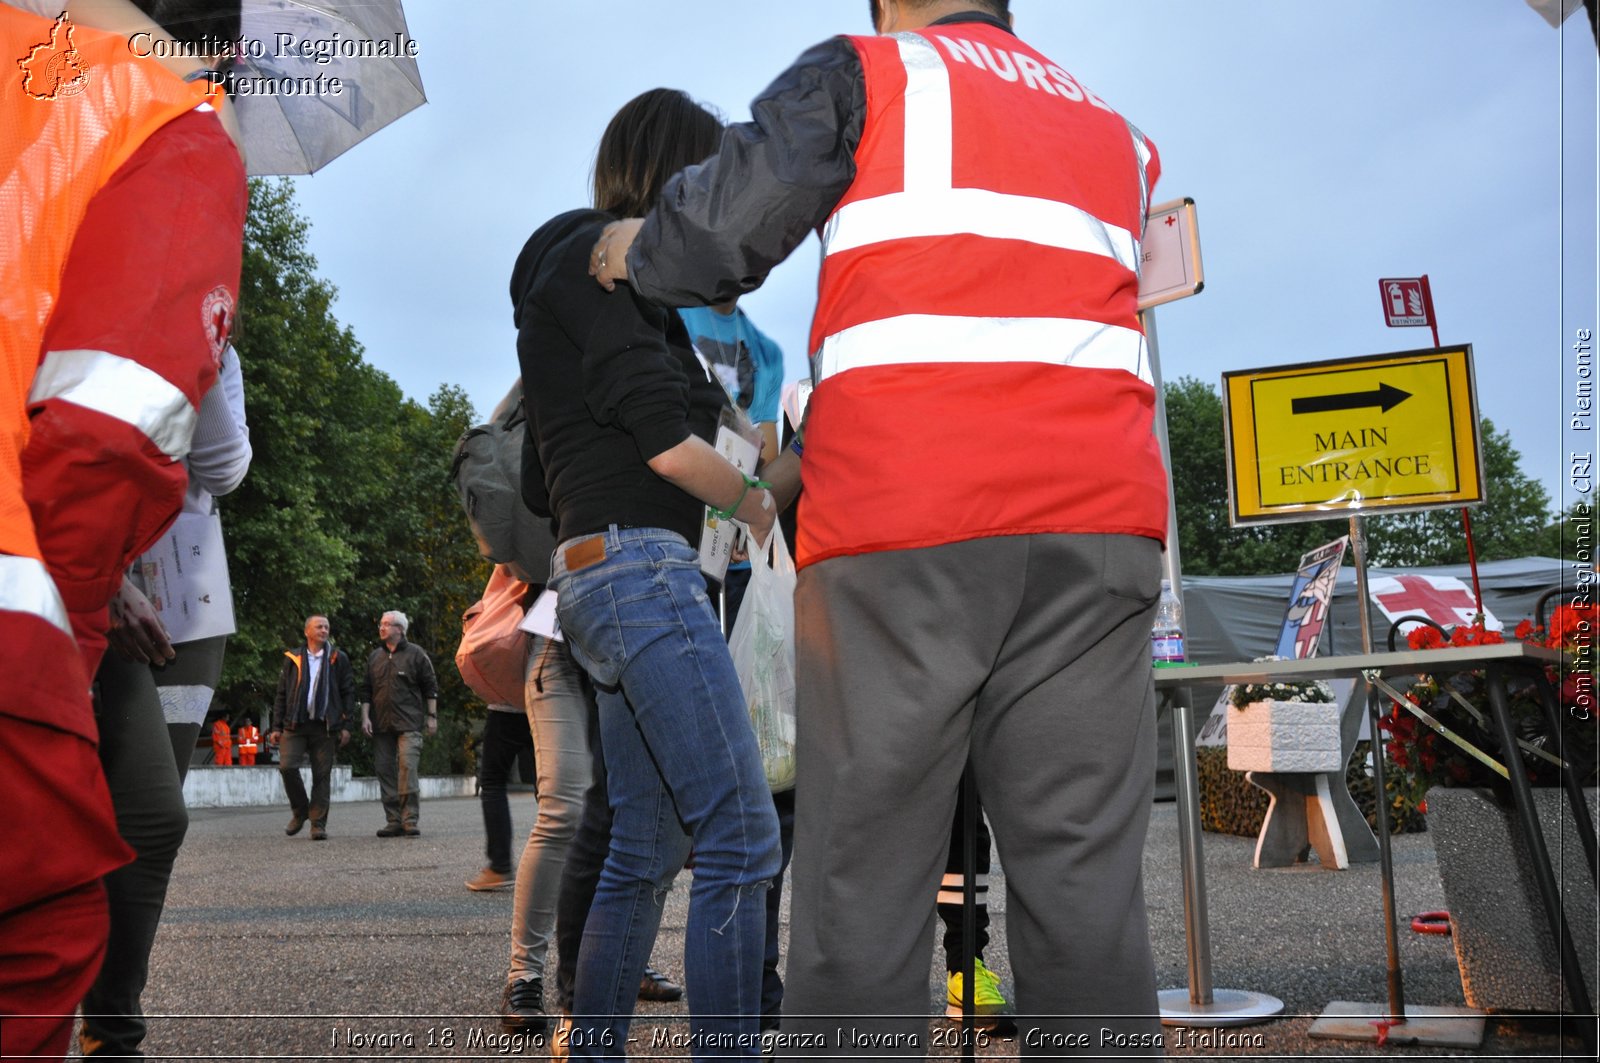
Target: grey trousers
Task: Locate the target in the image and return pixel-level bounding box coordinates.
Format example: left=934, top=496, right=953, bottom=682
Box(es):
left=373, top=730, right=424, bottom=828
left=780, top=534, right=1165, bottom=1058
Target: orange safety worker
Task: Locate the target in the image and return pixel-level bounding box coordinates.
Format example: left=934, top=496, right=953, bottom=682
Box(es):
left=211, top=718, right=234, bottom=766
left=236, top=720, right=261, bottom=766
left=0, top=2, right=245, bottom=1057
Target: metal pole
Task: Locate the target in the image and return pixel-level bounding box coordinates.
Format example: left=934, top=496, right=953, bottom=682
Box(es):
left=960, top=764, right=977, bottom=1063
left=1349, top=515, right=1406, bottom=1021
left=1421, top=278, right=1484, bottom=618
left=1143, top=312, right=1212, bottom=1004
left=1145, top=310, right=1282, bottom=1025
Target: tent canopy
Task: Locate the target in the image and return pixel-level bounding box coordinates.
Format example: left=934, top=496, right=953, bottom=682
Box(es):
left=1180, top=555, right=1569, bottom=667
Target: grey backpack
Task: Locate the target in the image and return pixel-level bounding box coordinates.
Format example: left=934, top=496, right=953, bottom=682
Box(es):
left=451, top=381, right=555, bottom=585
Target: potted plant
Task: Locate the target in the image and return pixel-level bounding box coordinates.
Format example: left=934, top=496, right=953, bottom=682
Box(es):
left=1379, top=605, right=1598, bottom=1014
left=1225, top=663, right=1343, bottom=774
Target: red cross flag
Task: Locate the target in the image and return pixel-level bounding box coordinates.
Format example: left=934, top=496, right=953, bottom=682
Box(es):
left=1368, top=573, right=1500, bottom=638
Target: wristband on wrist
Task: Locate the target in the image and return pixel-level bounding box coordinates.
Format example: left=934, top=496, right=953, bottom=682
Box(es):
left=788, top=436, right=804, bottom=458
left=710, top=474, right=771, bottom=521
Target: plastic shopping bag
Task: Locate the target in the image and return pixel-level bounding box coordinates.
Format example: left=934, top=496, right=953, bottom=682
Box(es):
left=727, top=522, right=798, bottom=793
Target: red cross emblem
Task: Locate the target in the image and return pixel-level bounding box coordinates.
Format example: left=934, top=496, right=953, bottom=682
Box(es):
left=1373, top=575, right=1479, bottom=629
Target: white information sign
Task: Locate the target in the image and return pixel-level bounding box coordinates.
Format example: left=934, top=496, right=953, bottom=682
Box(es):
left=1138, top=197, right=1204, bottom=310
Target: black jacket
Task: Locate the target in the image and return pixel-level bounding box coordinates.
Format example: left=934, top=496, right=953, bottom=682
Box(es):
left=360, top=638, right=439, bottom=733
left=511, top=208, right=725, bottom=545
left=272, top=644, right=356, bottom=733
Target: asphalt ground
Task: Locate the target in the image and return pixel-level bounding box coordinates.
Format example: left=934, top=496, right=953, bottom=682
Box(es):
left=94, top=794, right=1590, bottom=1060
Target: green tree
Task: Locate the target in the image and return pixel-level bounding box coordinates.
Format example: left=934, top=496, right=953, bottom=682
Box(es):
left=1164, top=377, right=1553, bottom=575
left=217, top=180, right=490, bottom=774
left=1164, top=377, right=1346, bottom=575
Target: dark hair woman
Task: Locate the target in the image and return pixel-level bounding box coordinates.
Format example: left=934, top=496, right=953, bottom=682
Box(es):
left=511, top=88, right=782, bottom=1059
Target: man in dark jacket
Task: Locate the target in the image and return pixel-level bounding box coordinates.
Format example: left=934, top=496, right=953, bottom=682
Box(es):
left=360, top=610, right=439, bottom=837
left=270, top=615, right=355, bottom=841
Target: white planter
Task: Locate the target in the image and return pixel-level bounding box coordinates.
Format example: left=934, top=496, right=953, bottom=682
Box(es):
left=1226, top=699, right=1343, bottom=773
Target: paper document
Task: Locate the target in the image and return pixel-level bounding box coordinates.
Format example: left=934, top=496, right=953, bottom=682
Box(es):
left=518, top=587, right=564, bottom=642
left=136, top=512, right=236, bottom=644
left=698, top=423, right=761, bottom=581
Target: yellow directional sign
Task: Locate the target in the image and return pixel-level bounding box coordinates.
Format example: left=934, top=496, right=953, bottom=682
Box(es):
left=1222, top=346, right=1482, bottom=526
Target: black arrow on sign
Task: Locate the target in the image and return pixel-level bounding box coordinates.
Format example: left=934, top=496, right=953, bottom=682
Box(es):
left=1291, top=382, right=1413, bottom=415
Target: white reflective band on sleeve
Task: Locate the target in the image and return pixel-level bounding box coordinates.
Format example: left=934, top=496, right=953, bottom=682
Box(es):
left=817, top=314, right=1150, bottom=385
left=30, top=349, right=197, bottom=460
left=1126, top=120, right=1152, bottom=222
left=823, top=187, right=1138, bottom=270
left=0, top=555, right=72, bottom=638
left=894, top=32, right=953, bottom=194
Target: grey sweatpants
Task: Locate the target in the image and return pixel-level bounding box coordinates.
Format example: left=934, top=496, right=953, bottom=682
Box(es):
left=780, top=533, right=1165, bottom=1058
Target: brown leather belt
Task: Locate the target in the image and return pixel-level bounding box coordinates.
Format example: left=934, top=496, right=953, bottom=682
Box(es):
left=563, top=536, right=607, bottom=573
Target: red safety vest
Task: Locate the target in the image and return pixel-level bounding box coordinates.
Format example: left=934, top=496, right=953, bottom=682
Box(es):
left=0, top=4, right=221, bottom=563
left=798, top=22, right=1168, bottom=569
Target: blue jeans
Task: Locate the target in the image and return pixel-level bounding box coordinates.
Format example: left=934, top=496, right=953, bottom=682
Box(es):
left=552, top=527, right=781, bottom=1060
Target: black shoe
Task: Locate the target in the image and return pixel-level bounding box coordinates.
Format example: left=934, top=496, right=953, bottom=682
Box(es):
left=285, top=815, right=305, bottom=836
left=310, top=825, right=327, bottom=841
left=376, top=824, right=403, bottom=837
left=401, top=825, right=421, bottom=837
left=638, top=965, right=683, bottom=1002
left=501, top=976, right=548, bottom=1034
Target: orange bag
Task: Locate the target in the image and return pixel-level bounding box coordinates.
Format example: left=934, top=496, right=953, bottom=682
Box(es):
left=456, top=566, right=532, bottom=709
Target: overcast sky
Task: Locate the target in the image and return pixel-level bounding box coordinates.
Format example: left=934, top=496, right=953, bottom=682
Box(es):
left=282, top=0, right=1597, bottom=524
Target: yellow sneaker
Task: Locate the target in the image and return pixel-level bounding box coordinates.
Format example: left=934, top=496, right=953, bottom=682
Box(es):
left=945, top=957, right=1007, bottom=1020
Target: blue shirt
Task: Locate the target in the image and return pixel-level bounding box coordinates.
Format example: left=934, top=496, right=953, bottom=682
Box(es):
left=677, top=305, right=784, bottom=426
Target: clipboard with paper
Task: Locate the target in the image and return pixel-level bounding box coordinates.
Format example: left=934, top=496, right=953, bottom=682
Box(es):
left=136, top=511, right=237, bottom=644
left=698, top=403, right=763, bottom=581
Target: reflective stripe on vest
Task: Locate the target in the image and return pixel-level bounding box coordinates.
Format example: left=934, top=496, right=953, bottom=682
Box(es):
left=814, top=30, right=1154, bottom=385
left=0, top=554, right=72, bottom=638
left=0, top=5, right=218, bottom=561
left=30, top=349, right=197, bottom=461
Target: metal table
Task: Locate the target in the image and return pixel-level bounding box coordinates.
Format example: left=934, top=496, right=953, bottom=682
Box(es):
left=1154, top=643, right=1596, bottom=1048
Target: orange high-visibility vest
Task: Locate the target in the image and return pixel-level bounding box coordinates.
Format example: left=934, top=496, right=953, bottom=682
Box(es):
left=0, top=4, right=219, bottom=563
left=798, top=22, right=1167, bottom=568
left=211, top=719, right=233, bottom=764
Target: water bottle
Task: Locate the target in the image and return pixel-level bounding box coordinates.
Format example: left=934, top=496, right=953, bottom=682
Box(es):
left=1151, top=579, right=1186, bottom=667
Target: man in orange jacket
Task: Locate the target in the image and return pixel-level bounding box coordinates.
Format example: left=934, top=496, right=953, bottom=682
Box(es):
left=211, top=719, right=235, bottom=767
left=0, top=2, right=246, bottom=1056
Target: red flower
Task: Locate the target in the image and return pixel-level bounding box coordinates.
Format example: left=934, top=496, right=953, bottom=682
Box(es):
left=1550, top=604, right=1598, bottom=646
left=1448, top=759, right=1472, bottom=782
left=1408, top=626, right=1446, bottom=650
left=1515, top=619, right=1535, bottom=641
left=1418, top=799, right=1428, bottom=814
left=1419, top=748, right=1437, bottom=772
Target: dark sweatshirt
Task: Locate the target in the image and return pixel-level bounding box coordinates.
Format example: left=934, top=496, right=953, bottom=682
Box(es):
left=510, top=208, right=725, bottom=545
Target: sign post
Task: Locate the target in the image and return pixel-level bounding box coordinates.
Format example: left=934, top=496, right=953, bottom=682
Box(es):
left=1139, top=202, right=1284, bottom=1028
left=1223, top=343, right=1489, bottom=1045
left=1377, top=276, right=1484, bottom=614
